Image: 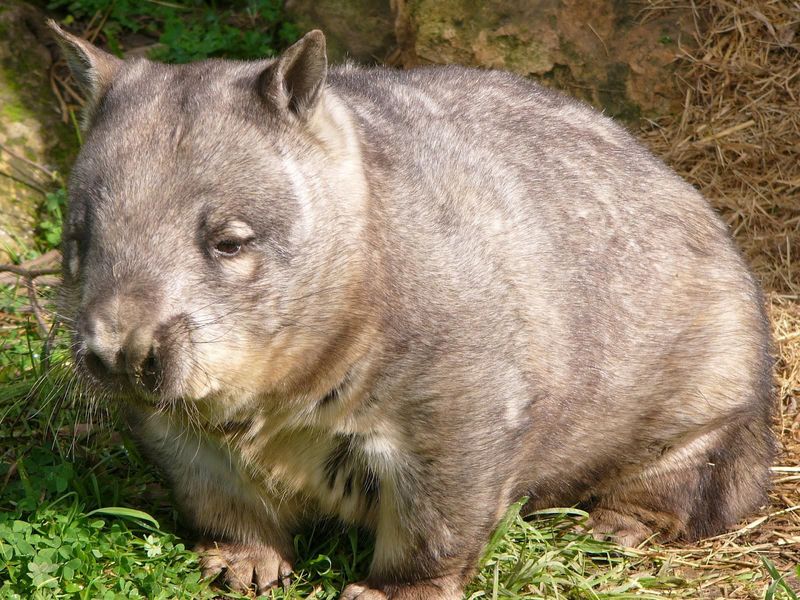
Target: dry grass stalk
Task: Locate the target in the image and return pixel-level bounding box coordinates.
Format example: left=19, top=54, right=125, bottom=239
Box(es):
left=642, top=0, right=799, bottom=295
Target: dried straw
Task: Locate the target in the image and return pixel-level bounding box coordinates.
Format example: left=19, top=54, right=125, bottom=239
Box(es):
left=641, top=0, right=799, bottom=295
left=639, top=0, right=800, bottom=590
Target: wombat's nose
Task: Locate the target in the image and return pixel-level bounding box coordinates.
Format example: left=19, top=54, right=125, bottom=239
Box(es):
left=81, top=312, right=162, bottom=393
left=83, top=337, right=162, bottom=393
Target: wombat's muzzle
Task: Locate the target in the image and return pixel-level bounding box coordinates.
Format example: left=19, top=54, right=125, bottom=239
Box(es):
left=82, top=330, right=160, bottom=393
left=77, top=291, right=178, bottom=396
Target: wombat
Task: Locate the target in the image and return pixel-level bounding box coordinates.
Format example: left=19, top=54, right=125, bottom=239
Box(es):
left=51, top=23, right=775, bottom=600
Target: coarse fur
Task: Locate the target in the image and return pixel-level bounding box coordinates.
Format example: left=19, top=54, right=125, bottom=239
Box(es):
left=51, top=24, right=776, bottom=599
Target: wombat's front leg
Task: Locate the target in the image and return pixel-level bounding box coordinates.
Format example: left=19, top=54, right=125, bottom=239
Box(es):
left=340, top=475, right=503, bottom=600
left=125, top=408, right=296, bottom=593
left=169, top=463, right=297, bottom=593
left=339, top=529, right=470, bottom=600
left=170, top=455, right=297, bottom=594
left=341, top=578, right=463, bottom=600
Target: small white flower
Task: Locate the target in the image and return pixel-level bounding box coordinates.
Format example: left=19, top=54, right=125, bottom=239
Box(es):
left=144, top=535, right=162, bottom=558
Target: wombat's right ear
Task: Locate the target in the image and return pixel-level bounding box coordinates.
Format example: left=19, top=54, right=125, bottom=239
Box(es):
left=47, top=20, right=121, bottom=112
left=259, top=30, right=327, bottom=120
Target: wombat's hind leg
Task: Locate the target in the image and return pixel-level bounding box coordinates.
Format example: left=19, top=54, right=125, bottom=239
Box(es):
left=682, top=418, right=775, bottom=539
left=197, top=540, right=293, bottom=594
left=587, top=418, right=774, bottom=547
left=340, top=576, right=462, bottom=600
left=585, top=509, right=656, bottom=547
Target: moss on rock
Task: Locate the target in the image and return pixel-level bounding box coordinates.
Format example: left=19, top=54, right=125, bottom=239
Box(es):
left=0, top=1, right=77, bottom=261
left=395, top=0, right=694, bottom=124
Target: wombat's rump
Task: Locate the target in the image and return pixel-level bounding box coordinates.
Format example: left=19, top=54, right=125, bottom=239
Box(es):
left=52, top=24, right=775, bottom=600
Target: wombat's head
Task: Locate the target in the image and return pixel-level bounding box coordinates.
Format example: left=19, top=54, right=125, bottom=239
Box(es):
left=50, top=24, right=370, bottom=423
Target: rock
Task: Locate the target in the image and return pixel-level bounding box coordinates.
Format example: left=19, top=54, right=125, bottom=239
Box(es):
left=285, top=0, right=396, bottom=63
left=0, top=1, right=76, bottom=262
left=393, top=0, right=695, bottom=122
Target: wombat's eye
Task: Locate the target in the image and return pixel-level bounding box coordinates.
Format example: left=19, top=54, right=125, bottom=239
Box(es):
left=214, top=240, right=242, bottom=257
left=207, top=221, right=253, bottom=258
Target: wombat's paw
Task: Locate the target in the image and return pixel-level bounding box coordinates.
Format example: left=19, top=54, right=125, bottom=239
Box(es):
left=196, top=541, right=292, bottom=595
left=587, top=509, right=654, bottom=548
left=340, top=580, right=462, bottom=600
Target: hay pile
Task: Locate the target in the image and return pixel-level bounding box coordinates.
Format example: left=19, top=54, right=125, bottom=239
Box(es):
left=642, top=0, right=799, bottom=293
left=639, top=0, right=800, bottom=590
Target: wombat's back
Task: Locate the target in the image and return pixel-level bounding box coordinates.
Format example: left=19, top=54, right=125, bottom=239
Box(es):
left=331, top=65, right=774, bottom=540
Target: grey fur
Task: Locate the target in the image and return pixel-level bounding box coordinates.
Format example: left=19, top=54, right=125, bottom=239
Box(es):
left=52, top=24, right=775, bottom=600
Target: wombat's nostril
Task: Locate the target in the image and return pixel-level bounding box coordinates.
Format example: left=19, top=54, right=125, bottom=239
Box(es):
left=84, top=350, right=110, bottom=380
left=139, top=348, right=161, bottom=393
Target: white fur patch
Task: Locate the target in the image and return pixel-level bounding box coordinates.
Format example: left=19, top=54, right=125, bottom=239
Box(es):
left=281, top=154, right=315, bottom=241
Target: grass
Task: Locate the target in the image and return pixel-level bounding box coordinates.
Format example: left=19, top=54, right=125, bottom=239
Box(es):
left=1, top=271, right=793, bottom=599
left=3, top=373, right=793, bottom=600
left=47, top=0, right=299, bottom=64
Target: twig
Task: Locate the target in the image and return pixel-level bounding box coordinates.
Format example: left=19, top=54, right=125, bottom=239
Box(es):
left=87, top=6, right=113, bottom=44
left=0, top=170, right=48, bottom=196
left=50, top=67, right=71, bottom=125
left=0, top=143, right=57, bottom=180
left=1, top=263, right=62, bottom=370
left=696, top=119, right=756, bottom=144
left=587, top=23, right=610, bottom=57
left=42, top=316, right=62, bottom=373
left=24, top=278, right=50, bottom=343
left=0, top=264, right=61, bottom=279
left=143, top=0, right=191, bottom=9
left=777, top=331, right=800, bottom=342
left=54, top=72, right=85, bottom=105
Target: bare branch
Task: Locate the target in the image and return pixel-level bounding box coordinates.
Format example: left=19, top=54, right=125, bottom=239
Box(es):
left=0, top=143, right=58, bottom=180
left=0, top=169, right=49, bottom=196
left=0, top=264, right=61, bottom=279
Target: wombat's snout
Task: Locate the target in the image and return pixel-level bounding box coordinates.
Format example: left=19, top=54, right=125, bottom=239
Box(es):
left=78, top=294, right=171, bottom=395
left=83, top=338, right=160, bottom=393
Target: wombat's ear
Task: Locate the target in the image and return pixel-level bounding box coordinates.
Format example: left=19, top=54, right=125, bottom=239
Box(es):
left=259, top=30, right=327, bottom=120
left=47, top=20, right=121, bottom=109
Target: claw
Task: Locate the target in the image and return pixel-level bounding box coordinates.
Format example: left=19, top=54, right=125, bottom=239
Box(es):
left=195, top=540, right=293, bottom=595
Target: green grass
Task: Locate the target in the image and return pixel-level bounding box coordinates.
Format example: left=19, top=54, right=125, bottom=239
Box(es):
left=1, top=204, right=797, bottom=599
left=47, top=0, right=299, bottom=63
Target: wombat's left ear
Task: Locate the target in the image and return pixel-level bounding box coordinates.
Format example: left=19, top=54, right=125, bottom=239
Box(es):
left=259, top=30, right=327, bottom=120
left=47, top=20, right=121, bottom=109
